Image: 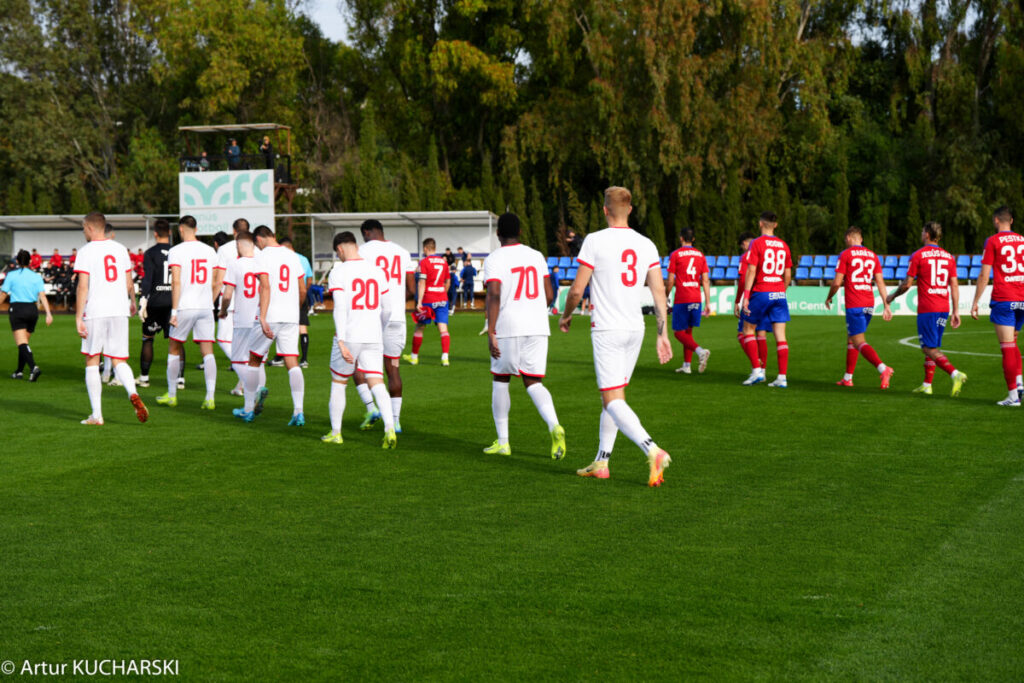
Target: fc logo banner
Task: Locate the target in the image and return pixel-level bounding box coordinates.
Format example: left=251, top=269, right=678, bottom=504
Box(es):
left=178, top=170, right=275, bottom=235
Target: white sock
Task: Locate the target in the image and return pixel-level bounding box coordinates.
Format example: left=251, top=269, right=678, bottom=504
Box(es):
left=356, top=382, right=376, bottom=412
left=113, top=363, right=137, bottom=396
left=391, top=396, right=403, bottom=421
left=203, top=353, right=217, bottom=400
left=329, top=381, right=346, bottom=433
left=778, top=374, right=787, bottom=381
left=258, top=363, right=266, bottom=389
left=243, top=365, right=260, bottom=412
left=85, top=365, right=103, bottom=420
left=441, top=352, right=449, bottom=361
left=526, top=383, right=559, bottom=430
left=597, top=407, right=617, bottom=459
left=877, top=363, right=888, bottom=374
left=1016, top=373, right=1022, bottom=389
left=843, top=372, right=853, bottom=381
left=1009, top=389, right=1018, bottom=402
left=682, top=362, right=691, bottom=369
left=492, top=381, right=511, bottom=445
left=218, top=340, right=231, bottom=360
left=102, top=356, right=111, bottom=380
left=288, top=366, right=304, bottom=415
left=231, top=364, right=243, bottom=390
left=604, top=399, right=654, bottom=455
left=167, top=354, right=181, bottom=397
left=696, top=346, right=705, bottom=355
left=370, top=383, right=394, bottom=431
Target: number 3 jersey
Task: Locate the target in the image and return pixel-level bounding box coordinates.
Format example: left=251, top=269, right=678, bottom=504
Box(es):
left=167, top=239, right=218, bottom=311
left=748, top=235, right=794, bottom=293
left=981, top=231, right=1024, bottom=302
left=359, top=239, right=413, bottom=323
left=483, top=243, right=551, bottom=338
left=223, top=256, right=261, bottom=326
left=836, top=246, right=882, bottom=308
left=328, top=259, right=390, bottom=344
left=577, top=227, right=661, bottom=332
left=255, top=244, right=304, bottom=324
left=74, top=238, right=133, bottom=319
left=908, top=245, right=956, bottom=313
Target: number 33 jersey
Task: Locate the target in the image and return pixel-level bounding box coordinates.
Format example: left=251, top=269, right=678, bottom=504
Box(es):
left=483, top=243, right=551, bottom=338
left=328, top=259, right=390, bottom=344
left=576, top=227, right=661, bottom=332
left=359, top=239, right=413, bottom=324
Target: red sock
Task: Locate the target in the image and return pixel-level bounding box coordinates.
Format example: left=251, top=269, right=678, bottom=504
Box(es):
left=1000, top=342, right=1018, bottom=390
left=858, top=343, right=882, bottom=368
left=777, top=342, right=789, bottom=375
left=742, top=335, right=760, bottom=368
left=757, top=337, right=768, bottom=369
left=736, top=332, right=745, bottom=350
left=412, top=331, right=423, bottom=355
left=935, top=354, right=956, bottom=376
left=440, top=333, right=450, bottom=354
left=924, top=359, right=936, bottom=383
left=675, top=330, right=697, bottom=363
left=846, top=344, right=859, bottom=374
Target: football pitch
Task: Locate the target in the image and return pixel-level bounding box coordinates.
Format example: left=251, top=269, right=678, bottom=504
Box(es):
left=1, top=312, right=1023, bottom=680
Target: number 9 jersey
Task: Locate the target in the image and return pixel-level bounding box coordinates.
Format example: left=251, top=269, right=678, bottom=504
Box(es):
left=576, top=227, right=661, bottom=332
left=255, top=245, right=304, bottom=324
left=483, top=243, right=551, bottom=338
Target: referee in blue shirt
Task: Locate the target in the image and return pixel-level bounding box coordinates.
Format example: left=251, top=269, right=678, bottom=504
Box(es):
left=0, top=250, right=53, bottom=380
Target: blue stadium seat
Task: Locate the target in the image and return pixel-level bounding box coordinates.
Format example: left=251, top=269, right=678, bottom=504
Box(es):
left=827, top=254, right=839, bottom=267
left=882, top=267, right=895, bottom=280
left=729, top=255, right=741, bottom=268
left=661, top=267, right=669, bottom=280
left=898, top=255, right=910, bottom=268
left=661, top=256, right=670, bottom=267
left=971, top=254, right=983, bottom=267
left=565, top=267, right=577, bottom=280
left=795, top=267, right=810, bottom=280
left=884, top=256, right=898, bottom=268
left=726, top=267, right=739, bottom=280
left=558, top=257, right=572, bottom=268
left=813, top=255, right=827, bottom=267
left=712, top=267, right=726, bottom=280
left=546, top=256, right=558, bottom=268
left=824, top=267, right=836, bottom=280
left=798, top=255, right=813, bottom=268
left=571, top=257, right=580, bottom=267
left=809, top=267, right=823, bottom=280
left=956, top=254, right=970, bottom=267
left=896, top=266, right=908, bottom=280
left=957, top=266, right=968, bottom=280
left=705, top=255, right=716, bottom=268
left=969, top=266, right=981, bottom=280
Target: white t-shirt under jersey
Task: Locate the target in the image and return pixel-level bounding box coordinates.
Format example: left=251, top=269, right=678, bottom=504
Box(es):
left=483, top=243, right=551, bottom=338
left=168, top=239, right=218, bottom=311
left=359, top=239, right=413, bottom=323
left=224, top=256, right=261, bottom=327
left=576, top=227, right=661, bottom=332
left=74, top=239, right=133, bottom=319
left=328, top=259, right=390, bottom=344
left=256, top=244, right=304, bottom=323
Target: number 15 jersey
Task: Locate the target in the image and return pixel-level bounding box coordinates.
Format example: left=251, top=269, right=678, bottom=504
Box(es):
left=908, top=245, right=956, bottom=314
left=577, top=227, right=661, bottom=332
left=483, top=243, right=551, bottom=338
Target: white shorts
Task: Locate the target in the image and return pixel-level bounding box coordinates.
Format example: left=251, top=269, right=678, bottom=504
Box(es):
left=330, top=339, right=384, bottom=379
left=170, top=309, right=215, bottom=344
left=490, top=335, right=549, bottom=378
left=249, top=322, right=299, bottom=357
left=80, top=316, right=129, bottom=360
left=383, top=320, right=407, bottom=359
left=231, top=325, right=263, bottom=364
left=592, top=329, right=644, bottom=391
left=217, top=311, right=233, bottom=344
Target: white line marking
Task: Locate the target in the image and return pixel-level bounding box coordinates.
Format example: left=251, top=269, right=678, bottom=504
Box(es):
left=898, top=335, right=1002, bottom=357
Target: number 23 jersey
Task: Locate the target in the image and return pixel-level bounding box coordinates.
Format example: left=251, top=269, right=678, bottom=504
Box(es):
left=483, top=243, right=551, bottom=338
left=577, top=227, right=661, bottom=332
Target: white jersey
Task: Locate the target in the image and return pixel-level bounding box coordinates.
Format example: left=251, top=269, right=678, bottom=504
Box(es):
left=328, top=259, right=390, bottom=344
left=224, top=256, right=261, bottom=326
left=168, top=240, right=218, bottom=311
left=577, top=227, right=661, bottom=332
left=256, top=244, right=304, bottom=323
left=74, top=238, right=132, bottom=319
left=359, top=239, right=413, bottom=323
left=215, top=239, right=260, bottom=311
left=483, top=243, right=551, bottom=338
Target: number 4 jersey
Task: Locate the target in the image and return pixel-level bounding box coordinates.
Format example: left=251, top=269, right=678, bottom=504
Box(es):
left=908, top=245, right=956, bottom=313
left=167, top=239, right=218, bottom=311
left=483, top=243, right=551, bottom=338
left=328, top=259, right=390, bottom=344
left=981, top=231, right=1024, bottom=302
left=577, top=227, right=661, bottom=332
left=223, top=256, right=261, bottom=327
left=836, top=246, right=882, bottom=308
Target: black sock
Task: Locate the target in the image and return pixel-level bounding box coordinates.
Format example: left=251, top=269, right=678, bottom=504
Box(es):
left=16, top=344, right=28, bottom=373
left=300, top=334, right=309, bottom=363
left=140, top=338, right=154, bottom=375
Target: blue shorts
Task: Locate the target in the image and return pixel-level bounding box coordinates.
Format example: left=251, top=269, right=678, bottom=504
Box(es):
left=737, top=317, right=771, bottom=333
left=917, top=312, right=948, bottom=348
left=989, top=301, right=1024, bottom=330
left=672, top=303, right=702, bottom=331
left=428, top=301, right=449, bottom=325
left=743, top=291, right=790, bottom=327
left=845, top=307, right=874, bottom=336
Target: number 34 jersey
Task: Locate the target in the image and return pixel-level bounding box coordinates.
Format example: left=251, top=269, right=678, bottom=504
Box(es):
left=577, top=227, right=661, bottom=333
left=359, top=239, right=413, bottom=323
left=483, top=243, right=552, bottom=338
left=328, top=259, right=390, bottom=344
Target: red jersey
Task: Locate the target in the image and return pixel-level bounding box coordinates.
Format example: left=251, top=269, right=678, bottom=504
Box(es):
left=668, top=246, right=708, bottom=304
left=29, top=253, right=42, bottom=270
left=417, top=254, right=450, bottom=305
left=981, top=231, right=1024, bottom=302
left=737, top=248, right=753, bottom=299
left=747, top=235, right=793, bottom=293
left=908, top=245, right=956, bottom=313
left=836, top=246, right=882, bottom=309
left=49, top=253, right=63, bottom=268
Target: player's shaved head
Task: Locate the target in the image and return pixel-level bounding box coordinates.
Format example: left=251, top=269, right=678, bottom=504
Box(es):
left=759, top=211, right=778, bottom=224
left=154, top=218, right=170, bottom=238
left=845, top=226, right=863, bottom=242
left=334, top=231, right=357, bottom=249
left=923, top=221, right=942, bottom=241
left=497, top=213, right=521, bottom=239
left=361, top=219, right=384, bottom=239
left=236, top=230, right=255, bottom=256
left=422, top=238, right=436, bottom=253
left=679, top=227, right=695, bottom=243
left=603, top=186, right=632, bottom=221
left=232, top=218, right=250, bottom=234
left=178, top=215, right=197, bottom=230
left=993, top=206, right=1014, bottom=225
left=83, top=211, right=105, bottom=231
left=236, top=231, right=254, bottom=245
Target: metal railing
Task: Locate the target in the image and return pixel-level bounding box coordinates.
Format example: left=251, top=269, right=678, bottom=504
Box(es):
left=179, top=154, right=291, bottom=184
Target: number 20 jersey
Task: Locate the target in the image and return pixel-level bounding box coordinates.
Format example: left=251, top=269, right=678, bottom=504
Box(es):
left=577, top=227, right=661, bottom=332
left=328, top=259, right=390, bottom=344
left=483, top=243, right=551, bottom=338
left=359, top=239, right=413, bottom=323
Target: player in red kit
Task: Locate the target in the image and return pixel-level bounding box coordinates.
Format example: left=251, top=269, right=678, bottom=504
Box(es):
left=825, top=226, right=894, bottom=388
left=403, top=238, right=451, bottom=366
left=970, top=206, right=1024, bottom=406
left=888, top=221, right=967, bottom=396
left=665, top=227, right=711, bottom=374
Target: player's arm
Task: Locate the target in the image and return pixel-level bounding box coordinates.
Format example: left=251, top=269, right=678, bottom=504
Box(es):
left=738, top=263, right=756, bottom=315
left=219, top=284, right=235, bottom=318
left=258, top=273, right=272, bottom=338
left=416, top=269, right=426, bottom=307
left=544, top=274, right=554, bottom=307
left=971, top=264, right=992, bottom=320
left=331, top=289, right=354, bottom=363
left=486, top=280, right=502, bottom=358
left=36, top=287, right=53, bottom=326
left=825, top=272, right=844, bottom=309
left=874, top=271, right=892, bottom=321
left=404, top=271, right=415, bottom=301
left=75, top=272, right=89, bottom=338
left=559, top=265, right=592, bottom=332
left=701, top=272, right=711, bottom=316
left=298, top=273, right=308, bottom=305
left=646, top=266, right=673, bottom=364
left=170, top=264, right=181, bottom=325
left=212, top=262, right=226, bottom=301
left=950, top=275, right=961, bottom=328
left=783, top=266, right=792, bottom=288
left=886, top=275, right=913, bottom=304
left=665, top=270, right=675, bottom=298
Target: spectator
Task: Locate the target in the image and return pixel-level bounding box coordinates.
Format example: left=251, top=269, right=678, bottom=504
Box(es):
left=226, top=138, right=241, bottom=170
left=199, top=150, right=210, bottom=171
left=444, top=247, right=456, bottom=269
left=69, top=248, right=77, bottom=267
left=566, top=230, right=583, bottom=257
left=133, top=248, right=145, bottom=280
left=456, top=246, right=467, bottom=263
left=260, top=135, right=275, bottom=170
left=447, top=267, right=460, bottom=313
left=460, top=258, right=476, bottom=308
left=50, top=249, right=63, bottom=269
left=550, top=265, right=561, bottom=313
left=29, top=249, right=42, bottom=271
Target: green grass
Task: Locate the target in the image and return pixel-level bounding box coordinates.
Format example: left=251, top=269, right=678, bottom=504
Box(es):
left=1, top=312, right=1023, bottom=680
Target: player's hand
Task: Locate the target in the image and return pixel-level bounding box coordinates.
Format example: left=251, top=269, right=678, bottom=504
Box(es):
left=219, top=308, right=228, bottom=319
left=45, top=312, right=53, bottom=326
left=951, top=312, right=962, bottom=329
left=702, top=307, right=710, bottom=318
left=129, top=300, right=137, bottom=317
left=656, top=334, right=673, bottom=364
left=338, top=341, right=354, bottom=364
left=559, top=314, right=572, bottom=332
left=488, top=332, right=500, bottom=359
left=824, top=297, right=832, bottom=310
left=261, top=321, right=273, bottom=339
left=138, top=297, right=148, bottom=320
left=882, top=304, right=893, bottom=322
left=733, top=302, right=741, bottom=318
left=742, top=302, right=751, bottom=317
left=77, top=318, right=87, bottom=339
left=970, top=303, right=979, bottom=321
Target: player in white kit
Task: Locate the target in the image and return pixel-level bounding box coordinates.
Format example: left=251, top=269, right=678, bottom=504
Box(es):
left=483, top=213, right=566, bottom=459
left=217, top=232, right=266, bottom=421
left=250, top=225, right=307, bottom=425
left=74, top=211, right=149, bottom=425
left=156, top=215, right=219, bottom=409
left=559, top=186, right=673, bottom=486
left=323, top=231, right=397, bottom=448
left=212, top=218, right=255, bottom=396
left=353, top=219, right=415, bottom=432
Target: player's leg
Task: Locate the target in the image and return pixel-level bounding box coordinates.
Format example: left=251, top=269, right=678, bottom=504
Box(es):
left=740, top=298, right=764, bottom=383
left=353, top=369, right=381, bottom=429
left=277, top=324, right=304, bottom=424
left=839, top=313, right=859, bottom=385
left=160, top=337, right=185, bottom=405
left=359, top=345, right=395, bottom=447
left=671, top=304, right=694, bottom=373
left=756, top=331, right=768, bottom=372
left=517, top=336, right=564, bottom=459
left=768, top=301, right=789, bottom=387
left=83, top=352, right=105, bottom=425
left=851, top=319, right=893, bottom=388
left=139, top=334, right=155, bottom=387
left=385, top=358, right=403, bottom=430
left=487, top=373, right=513, bottom=454
left=111, top=344, right=148, bottom=424
left=299, top=317, right=310, bottom=368
left=993, top=320, right=1020, bottom=405
left=405, top=322, right=426, bottom=364
left=922, top=313, right=965, bottom=395
left=435, top=306, right=451, bottom=365
left=12, top=326, right=32, bottom=377
left=324, top=339, right=352, bottom=442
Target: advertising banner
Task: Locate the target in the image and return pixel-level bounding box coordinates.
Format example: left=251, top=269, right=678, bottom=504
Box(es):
left=178, top=170, right=275, bottom=235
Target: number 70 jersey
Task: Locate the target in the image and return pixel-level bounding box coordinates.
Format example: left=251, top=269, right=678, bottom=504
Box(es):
left=483, top=243, right=552, bottom=338
left=576, top=227, right=661, bottom=332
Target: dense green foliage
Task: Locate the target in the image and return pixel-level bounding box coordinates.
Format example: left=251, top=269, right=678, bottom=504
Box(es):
left=3, top=1, right=1024, bottom=255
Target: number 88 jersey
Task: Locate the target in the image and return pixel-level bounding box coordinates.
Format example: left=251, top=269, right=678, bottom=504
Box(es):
left=328, top=259, right=390, bottom=344
left=982, top=231, right=1024, bottom=303
left=748, top=235, right=793, bottom=293
left=576, top=227, right=661, bottom=332
left=483, top=243, right=552, bottom=338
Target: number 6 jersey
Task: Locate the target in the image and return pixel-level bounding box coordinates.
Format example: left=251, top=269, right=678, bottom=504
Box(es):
left=328, top=258, right=390, bottom=344
left=576, top=226, right=661, bottom=332
left=483, top=243, right=552, bottom=338
left=74, top=238, right=133, bottom=319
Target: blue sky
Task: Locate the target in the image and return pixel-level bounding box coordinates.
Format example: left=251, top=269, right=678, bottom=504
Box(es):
left=305, top=0, right=349, bottom=43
